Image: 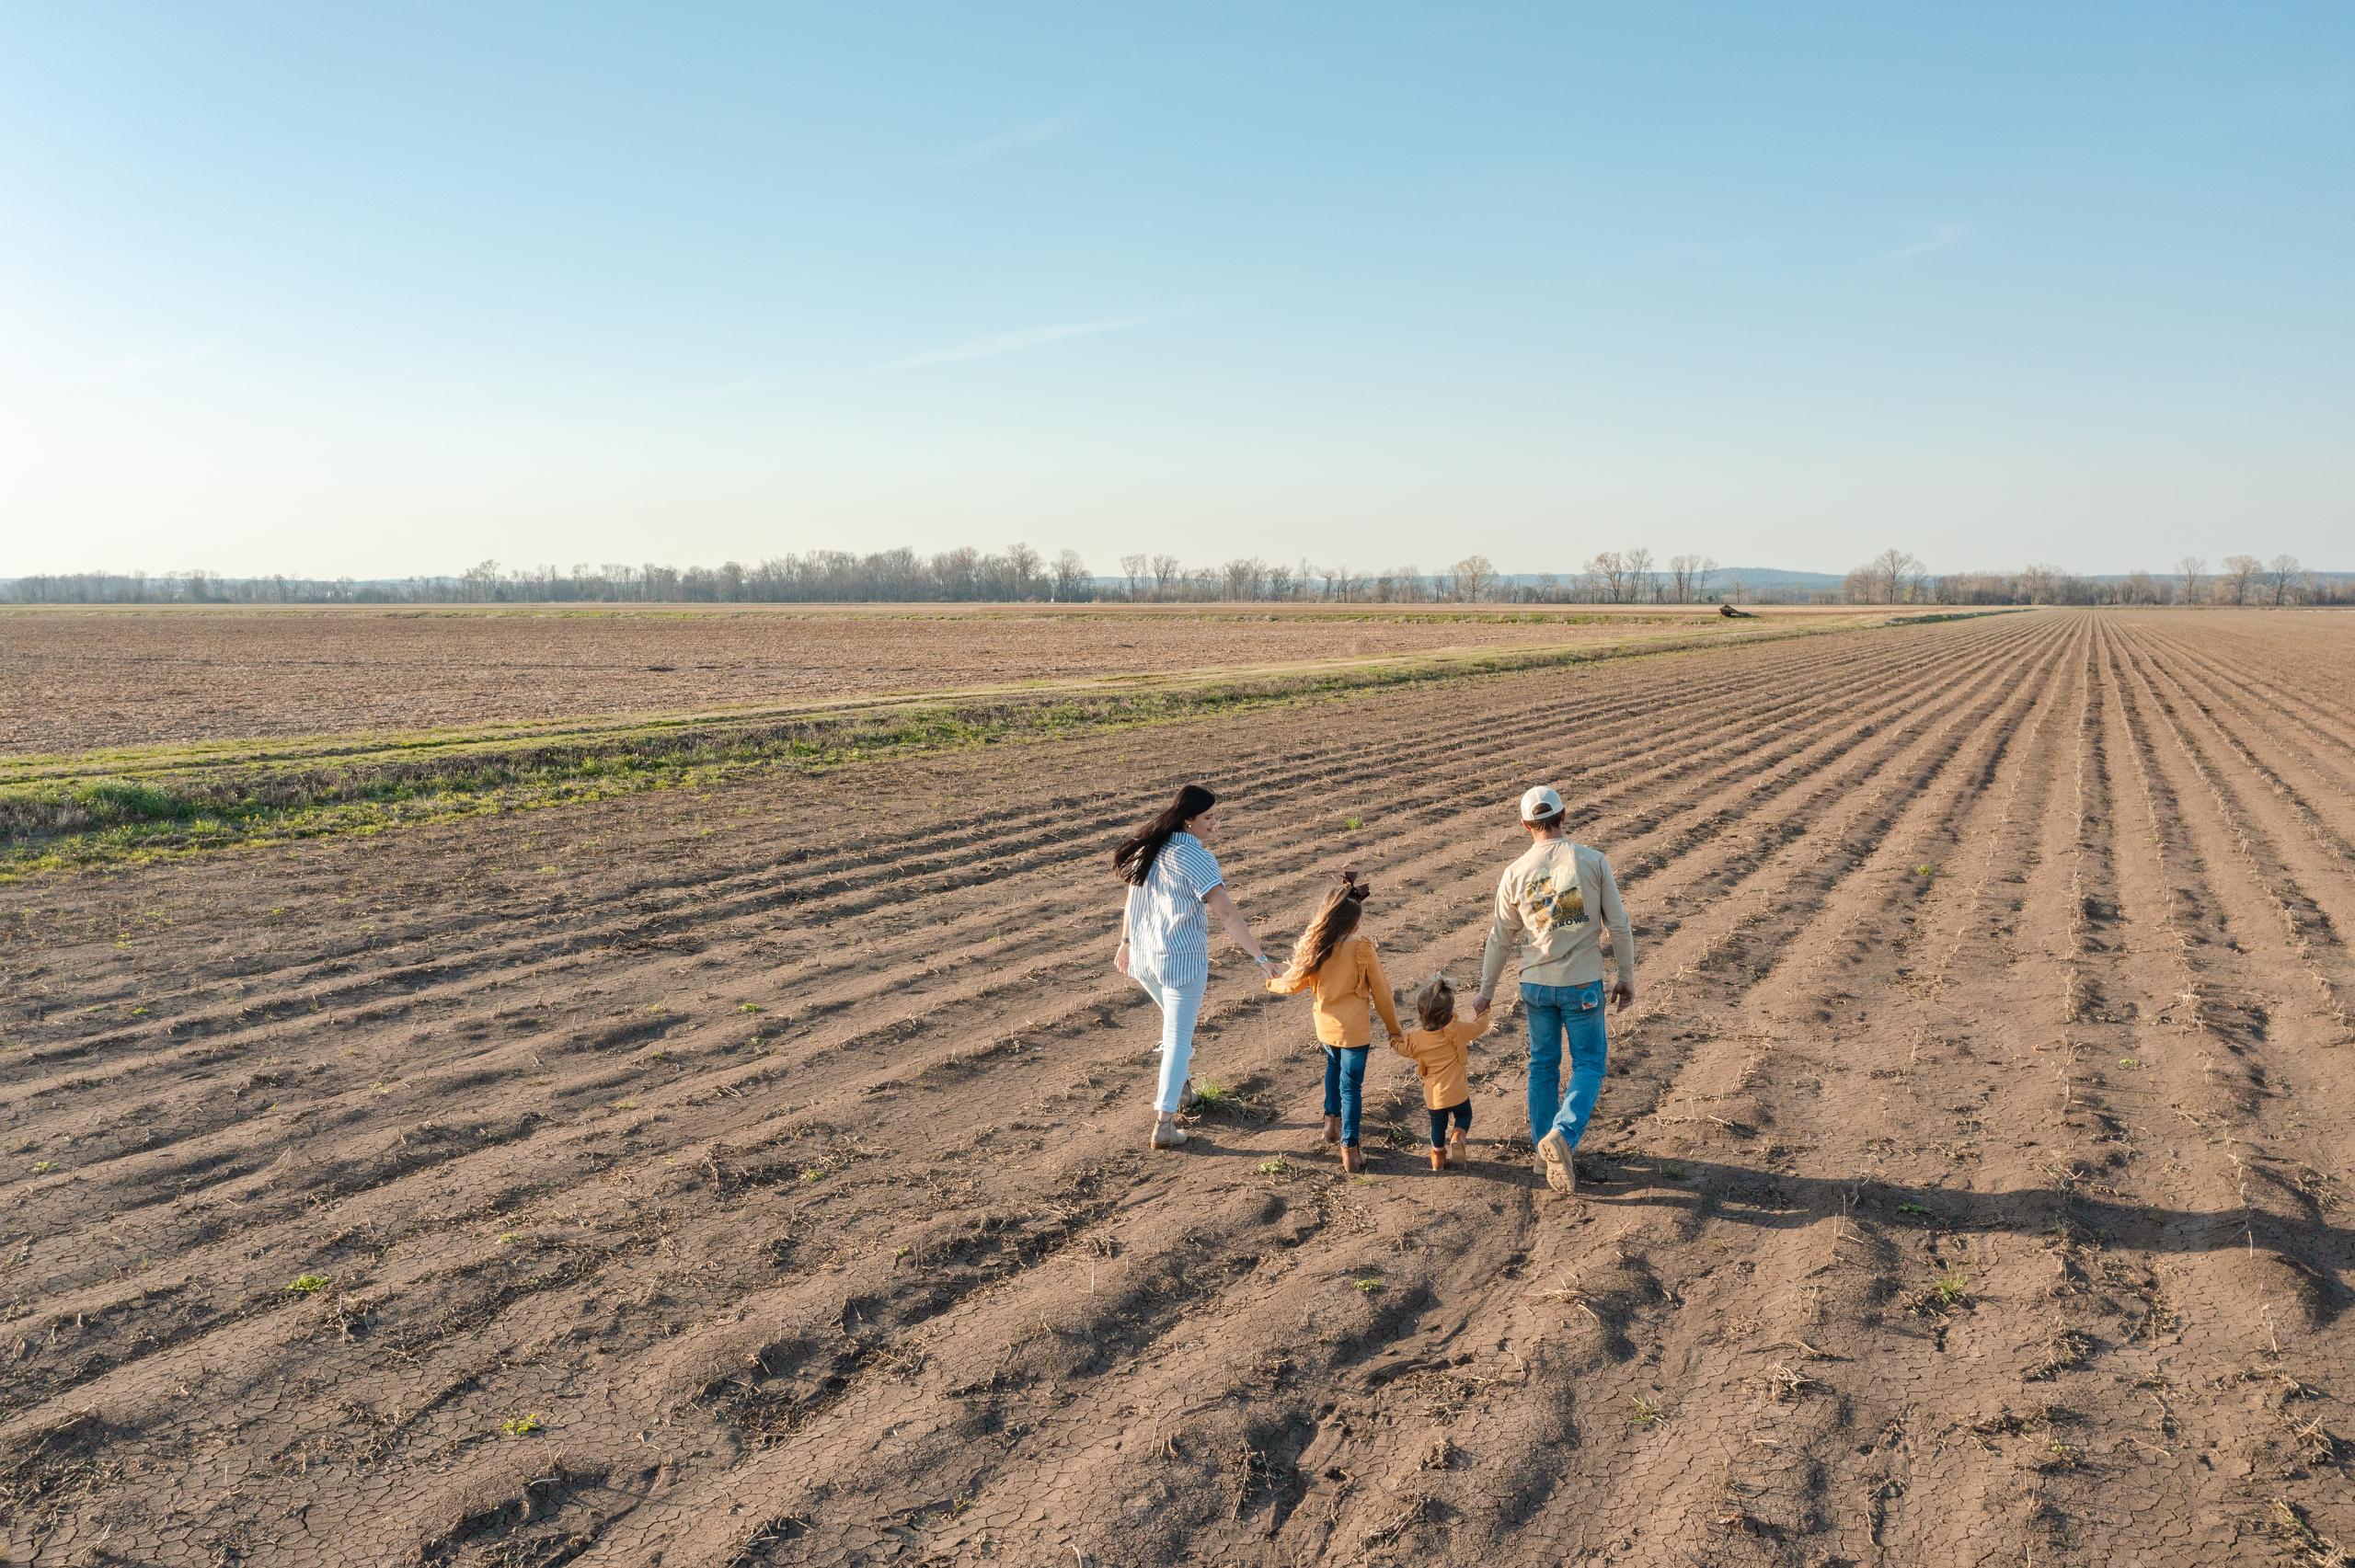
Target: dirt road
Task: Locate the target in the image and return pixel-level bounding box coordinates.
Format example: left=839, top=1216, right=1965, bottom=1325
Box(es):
left=5, top=610, right=2350, bottom=1565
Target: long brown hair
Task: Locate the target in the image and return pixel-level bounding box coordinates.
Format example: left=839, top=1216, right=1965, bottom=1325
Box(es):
left=1285, top=870, right=1371, bottom=979
left=1114, top=782, right=1216, bottom=886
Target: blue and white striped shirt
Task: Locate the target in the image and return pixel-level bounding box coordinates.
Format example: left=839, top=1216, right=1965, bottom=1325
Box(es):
left=1125, top=831, right=1223, bottom=989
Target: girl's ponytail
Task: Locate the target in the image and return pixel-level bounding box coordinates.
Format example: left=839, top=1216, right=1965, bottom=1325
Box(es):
left=1284, top=869, right=1372, bottom=980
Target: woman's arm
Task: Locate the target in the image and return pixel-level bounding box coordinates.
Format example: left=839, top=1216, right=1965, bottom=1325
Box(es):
left=1202, top=886, right=1272, bottom=967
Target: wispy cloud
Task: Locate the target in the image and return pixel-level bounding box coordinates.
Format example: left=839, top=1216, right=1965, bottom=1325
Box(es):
left=876, top=314, right=1165, bottom=372
left=684, top=312, right=1171, bottom=397
left=917, top=115, right=1076, bottom=168
left=1866, top=221, right=1969, bottom=266
left=90, top=339, right=229, bottom=385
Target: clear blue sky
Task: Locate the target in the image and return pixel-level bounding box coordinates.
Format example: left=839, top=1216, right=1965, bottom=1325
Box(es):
left=3, top=2, right=2349, bottom=579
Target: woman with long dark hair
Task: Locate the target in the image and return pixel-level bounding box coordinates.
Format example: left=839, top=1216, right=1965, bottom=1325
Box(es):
left=1113, top=782, right=1275, bottom=1150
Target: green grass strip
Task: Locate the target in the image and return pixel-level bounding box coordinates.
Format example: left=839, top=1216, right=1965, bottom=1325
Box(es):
left=0, top=611, right=2018, bottom=878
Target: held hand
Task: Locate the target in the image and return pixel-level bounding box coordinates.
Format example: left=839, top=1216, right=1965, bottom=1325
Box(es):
left=1611, top=979, right=1635, bottom=1014
left=1471, top=992, right=1492, bottom=1017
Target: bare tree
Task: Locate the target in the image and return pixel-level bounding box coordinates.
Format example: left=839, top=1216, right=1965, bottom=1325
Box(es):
left=1665, top=554, right=1699, bottom=602
left=1584, top=550, right=1627, bottom=603
left=1450, top=555, right=1498, bottom=602
left=1857, top=547, right=1921, bottom=605
left=1120, top=554, right=1146, bottom=598
left=1051, top=549, right=1090, bottom=601
left=1149, top=555, right=1179, bottom=600
left=2175, top=555, right=2206, bottom=605
left=1005, top=543, right=1042, bottom=600
left=2267, top=554, right=2304, bottom=607
left=1692, top=555, right=1718, bottom=602
left=1624, top=547, right=1657, bottom=602
left=2221, top=554, right=2262, bottom=606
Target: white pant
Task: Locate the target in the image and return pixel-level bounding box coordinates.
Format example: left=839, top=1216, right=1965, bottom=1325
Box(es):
left=1130, top=957, right=1206, bottom=1116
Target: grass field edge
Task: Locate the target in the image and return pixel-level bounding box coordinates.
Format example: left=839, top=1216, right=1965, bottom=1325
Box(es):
left=0, top=608, right=2028, bottom=878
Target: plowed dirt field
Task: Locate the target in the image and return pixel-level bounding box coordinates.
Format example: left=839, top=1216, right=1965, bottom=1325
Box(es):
left=0, top=603, right=1831, bottom=755
left=5, top=609, right=2352, bottom=1567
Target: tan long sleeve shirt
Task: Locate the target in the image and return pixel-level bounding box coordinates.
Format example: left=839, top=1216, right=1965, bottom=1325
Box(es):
left=1479, top=836, right=1635, bottom=996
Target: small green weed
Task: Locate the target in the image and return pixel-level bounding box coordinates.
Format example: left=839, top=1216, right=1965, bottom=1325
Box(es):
left=799, top=1166, right=826, bottom=1183
left=739, top=1002, right=762, bottom=1014
left=1258, top=1158, right=1290, bottom=1176
left=1353, top=1277, right=1384, bottom=1295
left=1630, top=1393, right=1666, bottom=1425
left=1898, top=1201, right=1930, bottom=1216
left=285, top=1275, right=329, bottom=1295
left=1343, top=815, right=1364, bottom=830
left=29, top=1160, right=55, bottom=1174
left=500, top=1413, right=544, bottom=1436
left=1931, top=1269, right=1970, bottom=1309
left=615, top=1098, right=638, bottom=1111
left=1191, top=1081, right=1228, bottom=1108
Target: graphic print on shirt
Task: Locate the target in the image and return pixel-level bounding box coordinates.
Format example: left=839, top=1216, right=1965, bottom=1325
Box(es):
left=1521, top=868, right=1587, bottom=937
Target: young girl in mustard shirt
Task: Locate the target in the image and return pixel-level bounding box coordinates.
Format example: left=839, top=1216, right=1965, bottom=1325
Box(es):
left=1267, top=871, right=1406, bottom=1172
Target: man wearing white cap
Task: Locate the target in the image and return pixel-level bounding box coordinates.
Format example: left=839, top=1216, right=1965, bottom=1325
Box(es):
left=1472, top=784, right=1636, bottom=1195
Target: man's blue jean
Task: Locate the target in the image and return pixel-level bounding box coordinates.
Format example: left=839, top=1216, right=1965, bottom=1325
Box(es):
left=1323, top=1046, right=1370, bottom=1147
left=1522, top=980, right=1608, bottom=1150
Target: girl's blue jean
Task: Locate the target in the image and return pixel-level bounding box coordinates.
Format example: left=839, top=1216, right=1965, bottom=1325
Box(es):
left=1522, top=979, right=1608, bottom=1149
left=1323, top=1045, right=1369, bottom=1147
left=1130, top=958, right=1206, bottom=1116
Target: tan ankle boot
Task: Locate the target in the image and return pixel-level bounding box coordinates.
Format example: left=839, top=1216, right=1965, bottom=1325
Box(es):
left=1150, top=1114, right=1188, bottom=1150
left=1323, top=1114, right=1342, bottom=1145
left=1428, top=1149, right=1448, bottom=1172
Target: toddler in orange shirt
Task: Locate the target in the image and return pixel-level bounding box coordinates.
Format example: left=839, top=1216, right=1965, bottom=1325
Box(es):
left=1391, top=975, right=1491, bottom=1170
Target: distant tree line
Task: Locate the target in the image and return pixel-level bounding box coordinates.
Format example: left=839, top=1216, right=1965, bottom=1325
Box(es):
left=1841, top=549, right=2341, bottom=607
left=5, top=545, right=2344, bottom=607
left=0, top=549, right=1728, bottom=605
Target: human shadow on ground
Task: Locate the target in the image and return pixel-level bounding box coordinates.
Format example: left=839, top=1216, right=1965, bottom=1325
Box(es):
left=1569, top=1152, right=2351, bottom=1321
